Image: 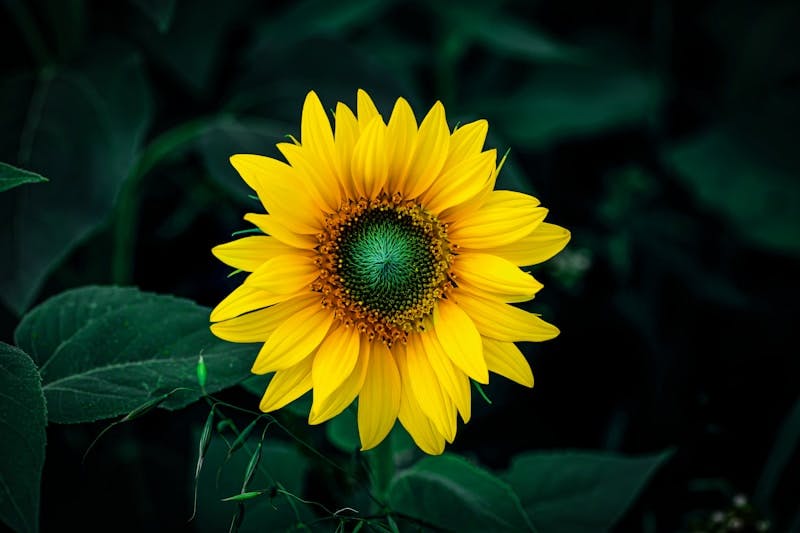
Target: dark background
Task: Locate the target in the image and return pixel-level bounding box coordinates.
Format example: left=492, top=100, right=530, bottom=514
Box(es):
left=1, top=0, right=799, bottom=531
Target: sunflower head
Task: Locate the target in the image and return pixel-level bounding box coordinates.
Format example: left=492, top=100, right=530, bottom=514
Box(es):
left=210, top=89, right=570, bottom=454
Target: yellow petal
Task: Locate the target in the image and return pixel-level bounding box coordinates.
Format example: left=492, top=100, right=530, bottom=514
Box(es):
left=433, top=299, right=489, bottom=384
left=417, top=329, right=471, bottom=423
left=406, top=336, right=457, bottom=442
left=209, top=284, right=300, bottom=323
left=259, top=355, right=314, bottom=412
left=210, top=294, right=316, bottom=342
left=251, top=302, right=334, bottom=374
left=246, top=254, right=319, bottom=294
left=308, top=335, right=370, bottom=425
left=448, top=191, right=548, bottom=249
left=396, top=345, right=445, bottom=455
left=403, top=101, right=450, bottom=199
left=301, top=91, right=338, bottom=179
left=310, top=325, right=361, bottom=410
left=482, top=337, right=534, bottom=388
left=358, top=341, right=401, bottom=450
left=385, top=97, right=417, bottom=194
left=277, top=142, right=341, bottom=212
left=422, top=149, right=497, bottom=215
left=212, top=235, right=296, bottom=272
left=454, top=290, right=560, bottom=342
left=484, top=222, right=571, bottom=266
left=455, top=253, right=543, bottom=302
left=357, top=89, right=382, bottom=131
left=334, top=102, right=359, bottom=197
left=244, top=213, right=318, bottom=250
left=228, top=154, right=320, bottom=231
left=442, top=119, right=488, bottom=172
left=351, top=117, right=388, bottom=199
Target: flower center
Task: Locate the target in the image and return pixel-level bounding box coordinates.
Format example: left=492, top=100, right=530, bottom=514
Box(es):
left=313, top=194, right=455, bottom=345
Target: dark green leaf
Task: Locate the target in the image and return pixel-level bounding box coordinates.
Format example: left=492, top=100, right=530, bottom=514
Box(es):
left=486, top=64, right=661, bottom=148
left=0, top=162, right=48, bottom=193
left=14, top=286, right=257, bottom=424
left=0, top=46, right=152, bottom=314
left=133, top=0, right=253, bottom=93
left=0, top=342, right=46, bottom=533
left=504, top=449, right=673, bottom=533
left=388, top=453, right=535, bottom=532
left=667, top=127, right=800, bottom=256
left=130, top=0, right=177, bottom=32
left=444, top=5, right=580, bottom=63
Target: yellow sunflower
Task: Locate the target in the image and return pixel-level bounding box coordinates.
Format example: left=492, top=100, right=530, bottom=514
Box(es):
left=209, top=90, right=570, bottom=454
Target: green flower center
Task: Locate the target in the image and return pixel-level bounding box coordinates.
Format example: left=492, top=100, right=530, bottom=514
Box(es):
left=313, top=195, right=455, bottom=345
left=338, top=208, right=437, bottom=317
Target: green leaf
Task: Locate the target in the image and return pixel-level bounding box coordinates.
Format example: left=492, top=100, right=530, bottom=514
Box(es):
left=132, top=0, right=253, bottom=93
left=388, top=453, right=535, bottom=532
left=0, top=162, right=48, bottom=193
left=667, top=126, right=800, bottom=256
left=0, top=342, right=47, bottom=533
left=130, top=0, right=177, bottom=32
left=14, top=286, right=258, bottom=424
left=485, top=63, right=661, bottom=148
left=443, top=4, right=580, bottom=63
left=0, top=45, right=153, bottom=314
left=504, top=449, right=673, bottom=533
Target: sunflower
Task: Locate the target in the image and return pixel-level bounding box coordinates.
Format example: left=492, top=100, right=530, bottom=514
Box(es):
left=210, top=90, right=570, bottom=454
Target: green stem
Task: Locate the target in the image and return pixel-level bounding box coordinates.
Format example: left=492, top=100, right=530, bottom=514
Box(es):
left=111, top=117, right=213, bottom=284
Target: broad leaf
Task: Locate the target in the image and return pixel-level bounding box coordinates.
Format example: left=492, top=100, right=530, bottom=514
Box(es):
left=0, top=343, right=46, bottom=533
left=667, top=126, right=800, bottom=256
left=504, top=450, right=673, bottom=533
left=389, top=453, right=535, bottom=532
left=484, top=63, right=661, bottom=148
left=14, top=286, right=257, bottom=424
left=130, top=0, right=177, bottom=32
left=0, top=162, right=48, bottom=193
left=0, top=46, right=152, bottom=314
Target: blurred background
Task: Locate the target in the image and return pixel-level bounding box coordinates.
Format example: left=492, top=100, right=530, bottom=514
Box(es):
left=1, top=0, right=798, bottom=531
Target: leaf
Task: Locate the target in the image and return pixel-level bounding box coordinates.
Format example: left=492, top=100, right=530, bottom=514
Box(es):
left=667, top=126, right=800, bottom=256
left=248, top=0, right=392, bottom=52
left=0, top=342, right=47, bottom=533
left=132, top=0, right=253, bottom=93
left=130, top=0, right=177, bottom=32
left=443, top=4, right=580, bottom=63
left=14, top=286, right=258, bottom=424
left=485, top=63, right=661, bottom=148
left=0, top=45, right=153, bottom=314
left=0, top=162, right=48, bottom=193
left=504, top=449, right=673, bottom=533
left=388, top=453, right=535, bottom=532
